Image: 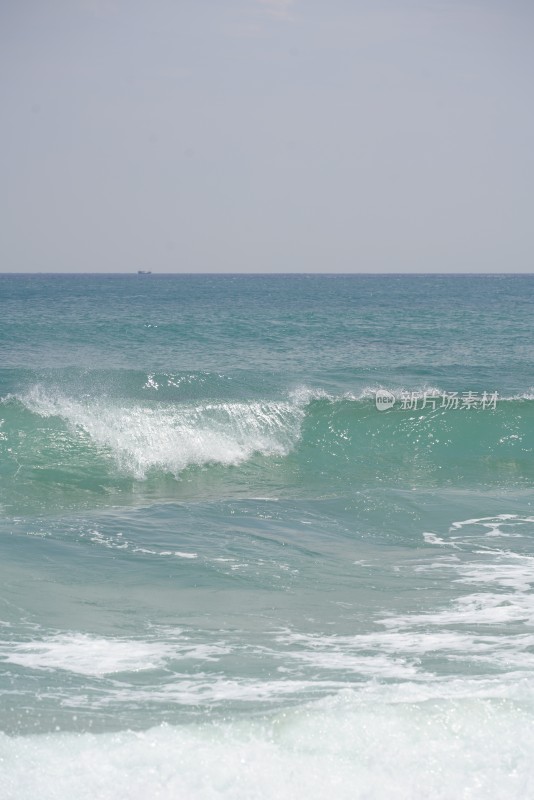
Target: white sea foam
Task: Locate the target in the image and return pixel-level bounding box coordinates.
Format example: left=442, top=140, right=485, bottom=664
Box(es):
left=423, top=531, right=458, bottom=547
left=290, top=384, right=445, bottom=403
left=382, top=587, right=534, bottom=629
left=0, top=634, right=173, bottom=676
left=16, top=386, right=304, bottom=478
left=419, top=516, right=534, bottom=550
left=456, top=560, right=534, bottom=592
left=90, top=677, right=347, bottom=707
left=83, top=529, right=198, bottom=558
left=273, top=625, right=534, bottom=685
left=282, top=650, right=420, bottom=679
left=450, top=514, right=533, bottom=530
left=0, top=633, right=230, bottom=677
left=2, top=688, right=534, bottom=800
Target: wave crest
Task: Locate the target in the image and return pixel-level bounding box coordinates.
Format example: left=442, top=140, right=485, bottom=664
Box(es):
left=13, top=386, right=305, bottom=478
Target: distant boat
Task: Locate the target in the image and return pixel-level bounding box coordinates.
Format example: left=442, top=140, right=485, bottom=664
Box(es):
left=137, top=270, right=152, bottom=275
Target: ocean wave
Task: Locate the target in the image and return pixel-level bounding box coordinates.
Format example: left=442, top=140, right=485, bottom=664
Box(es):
left=290, top=384, right=534, bottom=404
left=6, top=386, right=305, bottom=479
left=0, top=384, right=532, bottom=513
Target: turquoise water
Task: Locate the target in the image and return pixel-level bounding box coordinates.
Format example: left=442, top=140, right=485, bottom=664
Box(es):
left=1, top=274, right=534, bottom=798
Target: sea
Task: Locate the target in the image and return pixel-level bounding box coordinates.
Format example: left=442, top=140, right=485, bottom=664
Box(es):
left=0, top=273, right=533, bottom=799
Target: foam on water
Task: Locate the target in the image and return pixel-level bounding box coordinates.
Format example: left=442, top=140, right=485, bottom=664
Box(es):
left=2, top=688, right=534, bottom=800
left=86, top=528, right=198, bottom=558
left=14, top=386, right=304, bottom=478
left=0, top=632, right=230, bottom=677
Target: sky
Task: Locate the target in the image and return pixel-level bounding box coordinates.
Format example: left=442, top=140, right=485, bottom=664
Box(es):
left=1, top=0, right=533, bottom=273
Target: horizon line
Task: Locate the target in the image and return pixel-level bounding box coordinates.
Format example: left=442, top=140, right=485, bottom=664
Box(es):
left=1, top=271, right=534, bottom=277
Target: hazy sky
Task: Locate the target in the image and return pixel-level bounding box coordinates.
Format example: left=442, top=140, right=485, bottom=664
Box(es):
left=1, top=0, right=533, bottom=273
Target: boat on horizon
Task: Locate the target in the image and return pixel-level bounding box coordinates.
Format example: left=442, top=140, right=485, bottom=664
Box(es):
left=137, top=270, right=152, bottom=275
